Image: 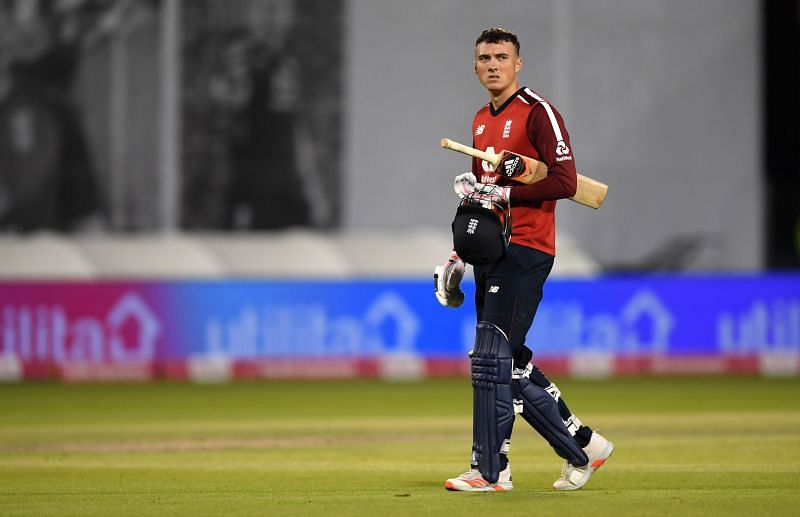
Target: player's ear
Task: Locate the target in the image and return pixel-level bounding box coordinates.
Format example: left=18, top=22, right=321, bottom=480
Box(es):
left=516, top=57, right=522, bottom=73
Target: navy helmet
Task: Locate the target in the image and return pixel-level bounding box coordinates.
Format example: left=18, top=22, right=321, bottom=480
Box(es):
left=451, top=190, right=512, bottom=266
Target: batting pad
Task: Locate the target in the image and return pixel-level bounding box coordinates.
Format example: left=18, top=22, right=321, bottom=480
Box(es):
left=512, top=377, right=589, bottom=466
left=471, top=322, right=514, bottom=484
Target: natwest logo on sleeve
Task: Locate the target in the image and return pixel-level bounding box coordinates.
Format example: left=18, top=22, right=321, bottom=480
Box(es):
left=555, top=140, right=572, bottom=162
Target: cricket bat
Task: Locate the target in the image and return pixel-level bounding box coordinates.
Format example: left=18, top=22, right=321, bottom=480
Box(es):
left=440, top=138, right=608, bottom=209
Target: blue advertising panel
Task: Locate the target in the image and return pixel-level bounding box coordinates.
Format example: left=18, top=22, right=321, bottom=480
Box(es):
left=170, top=274, right=800, bottom=360
left=529, top=275, right=800, bottom=357
left=1, top=275, right=798, bottom=368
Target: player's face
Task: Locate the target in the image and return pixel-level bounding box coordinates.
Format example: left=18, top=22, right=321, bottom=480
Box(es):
left=474, top=41, right=522, bottom=95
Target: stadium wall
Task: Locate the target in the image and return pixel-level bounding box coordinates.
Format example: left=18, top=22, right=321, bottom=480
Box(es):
left=1, top=274, right=798, bottom=382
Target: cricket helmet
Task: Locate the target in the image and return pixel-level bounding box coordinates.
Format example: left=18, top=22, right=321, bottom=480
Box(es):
left=451, top=189, right=512, bottom=266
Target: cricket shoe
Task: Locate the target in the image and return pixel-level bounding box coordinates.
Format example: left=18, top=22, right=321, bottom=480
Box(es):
left=444, top=465, right=513, bottom=492
left=434, top=252, right=465, bottom=308
left=552, top=431, right=614, bottom=491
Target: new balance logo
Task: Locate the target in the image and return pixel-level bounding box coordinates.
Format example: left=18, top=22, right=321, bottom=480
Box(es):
left=488, top=285, right=500, bottom=293
left=467, top=218, right=479, bottom=234
left=475, top=125, right=485, bottom=135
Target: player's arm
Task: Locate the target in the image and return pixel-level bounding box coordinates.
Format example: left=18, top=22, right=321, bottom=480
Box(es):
left=508, top=103, right=578, bottom=202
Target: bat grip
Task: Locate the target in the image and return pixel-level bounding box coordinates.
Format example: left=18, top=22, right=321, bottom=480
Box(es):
left=440, top=138, right=500, bottom=166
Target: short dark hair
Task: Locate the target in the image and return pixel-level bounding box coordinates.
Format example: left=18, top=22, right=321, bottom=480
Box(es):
left=475, top=27, right=520, bottom=55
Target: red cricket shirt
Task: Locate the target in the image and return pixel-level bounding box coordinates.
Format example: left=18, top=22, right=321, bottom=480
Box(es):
left=471, top=87, right=578, bottom=256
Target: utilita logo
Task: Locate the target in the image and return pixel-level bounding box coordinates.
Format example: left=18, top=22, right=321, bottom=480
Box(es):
left=0, top=293, right=161, bottom=363
left=204, top=292, right=422, bottom=357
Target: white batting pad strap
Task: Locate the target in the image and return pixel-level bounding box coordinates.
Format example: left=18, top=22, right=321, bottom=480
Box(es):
left=513, top=399, right=524, bottom=415
left=544, top=382, right=562, bottom=402
left=500, top=439, right=511, bottom=455
left=564, top=415, right=584, bottom=436
left=511, top=363, right=533, bottom=380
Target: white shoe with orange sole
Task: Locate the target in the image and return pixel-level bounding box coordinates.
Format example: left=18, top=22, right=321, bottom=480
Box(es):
left=552, top=431, right=614, bottom=491
left=444, top=465, right=513, bottom=492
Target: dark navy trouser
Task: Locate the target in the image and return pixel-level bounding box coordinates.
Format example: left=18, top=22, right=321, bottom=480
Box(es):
left=473, top=243, right=552, bottom=368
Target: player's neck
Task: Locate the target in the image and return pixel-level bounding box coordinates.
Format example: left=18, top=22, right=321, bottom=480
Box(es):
left=487, top=82, right=520, bottom=110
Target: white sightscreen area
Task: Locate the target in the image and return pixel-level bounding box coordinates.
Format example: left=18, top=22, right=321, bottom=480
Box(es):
left=345, top=0, right=761, bottom=271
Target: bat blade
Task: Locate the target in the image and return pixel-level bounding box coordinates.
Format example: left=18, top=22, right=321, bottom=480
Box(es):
left=440, top=137, right=608, bottom=209
left=571, top=174, right=608, bottom=209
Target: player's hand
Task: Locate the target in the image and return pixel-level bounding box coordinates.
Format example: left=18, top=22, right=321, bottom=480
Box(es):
left=434, top=251, right=465, bottom=308
left=454, top=171, right=477, bottom=199
left=474, top=183, right=511, bottom=204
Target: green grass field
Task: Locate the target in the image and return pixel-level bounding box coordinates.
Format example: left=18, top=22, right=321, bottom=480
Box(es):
left=1, top=377, right=799, bottom=516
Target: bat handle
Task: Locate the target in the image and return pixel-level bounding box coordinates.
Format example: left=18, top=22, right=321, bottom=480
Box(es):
left=440, top=138, right=500, bottom=166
